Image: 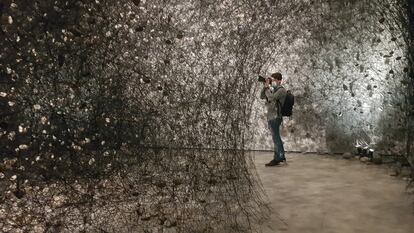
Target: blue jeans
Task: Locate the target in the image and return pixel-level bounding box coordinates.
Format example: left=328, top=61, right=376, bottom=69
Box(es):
left=268, top=117, right=285, bottom=161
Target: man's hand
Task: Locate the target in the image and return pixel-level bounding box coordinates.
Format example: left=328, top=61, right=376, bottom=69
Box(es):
left=264, top=77, right=270, bottom=88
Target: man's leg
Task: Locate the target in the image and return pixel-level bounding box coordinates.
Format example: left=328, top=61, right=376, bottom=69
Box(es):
left=274, top=117, right=285, bottom=161
left=268, top=119, right=281, bottom=162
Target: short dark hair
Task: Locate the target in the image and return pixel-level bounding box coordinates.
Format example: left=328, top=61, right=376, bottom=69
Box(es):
left=271, top=72, right=282, bottom=80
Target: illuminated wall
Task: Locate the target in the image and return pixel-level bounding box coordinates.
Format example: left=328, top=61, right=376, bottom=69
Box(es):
left=248, top=1, right=409, bottom=154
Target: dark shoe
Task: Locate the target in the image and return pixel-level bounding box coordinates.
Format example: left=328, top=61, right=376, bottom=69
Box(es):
left=275, top=157, right=287, bottom=163
left=265, top=160, right=280, bottom=166
left=276, top=157, right=286, bottom=163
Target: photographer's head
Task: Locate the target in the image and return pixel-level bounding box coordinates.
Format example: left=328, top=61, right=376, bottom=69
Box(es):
left=271, top=72, right=283, bottom=84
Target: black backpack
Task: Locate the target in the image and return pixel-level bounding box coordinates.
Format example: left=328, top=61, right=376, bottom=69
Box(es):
left=276, top=87, right=294, bottom=117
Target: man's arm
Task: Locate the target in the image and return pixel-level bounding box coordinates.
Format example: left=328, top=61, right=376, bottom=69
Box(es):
left=260, top=87, right=267, bottom=100
left=260, top=78, right=271, bottom=100
left=265, top=87, right=286, bottom=102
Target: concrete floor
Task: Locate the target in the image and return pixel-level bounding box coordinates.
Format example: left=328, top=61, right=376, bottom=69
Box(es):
left=254, top=152, right=414, bottom=233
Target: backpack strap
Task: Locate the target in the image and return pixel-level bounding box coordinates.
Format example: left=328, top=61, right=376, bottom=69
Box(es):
left=274, top=86, right=285, bottom=118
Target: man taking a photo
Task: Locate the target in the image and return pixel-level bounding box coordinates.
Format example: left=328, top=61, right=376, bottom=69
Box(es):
left=260, top=72, right=287, bottom=166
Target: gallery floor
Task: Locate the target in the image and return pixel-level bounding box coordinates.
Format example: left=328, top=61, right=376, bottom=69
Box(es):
left=254, top=152, right=414, bottom=233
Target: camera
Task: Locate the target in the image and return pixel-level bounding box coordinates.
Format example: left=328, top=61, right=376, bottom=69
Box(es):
left=258, top=75, right=271, bottom=83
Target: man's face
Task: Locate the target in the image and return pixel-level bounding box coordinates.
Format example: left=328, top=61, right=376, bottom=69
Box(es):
left=274, top=78, right=282, bottom=84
